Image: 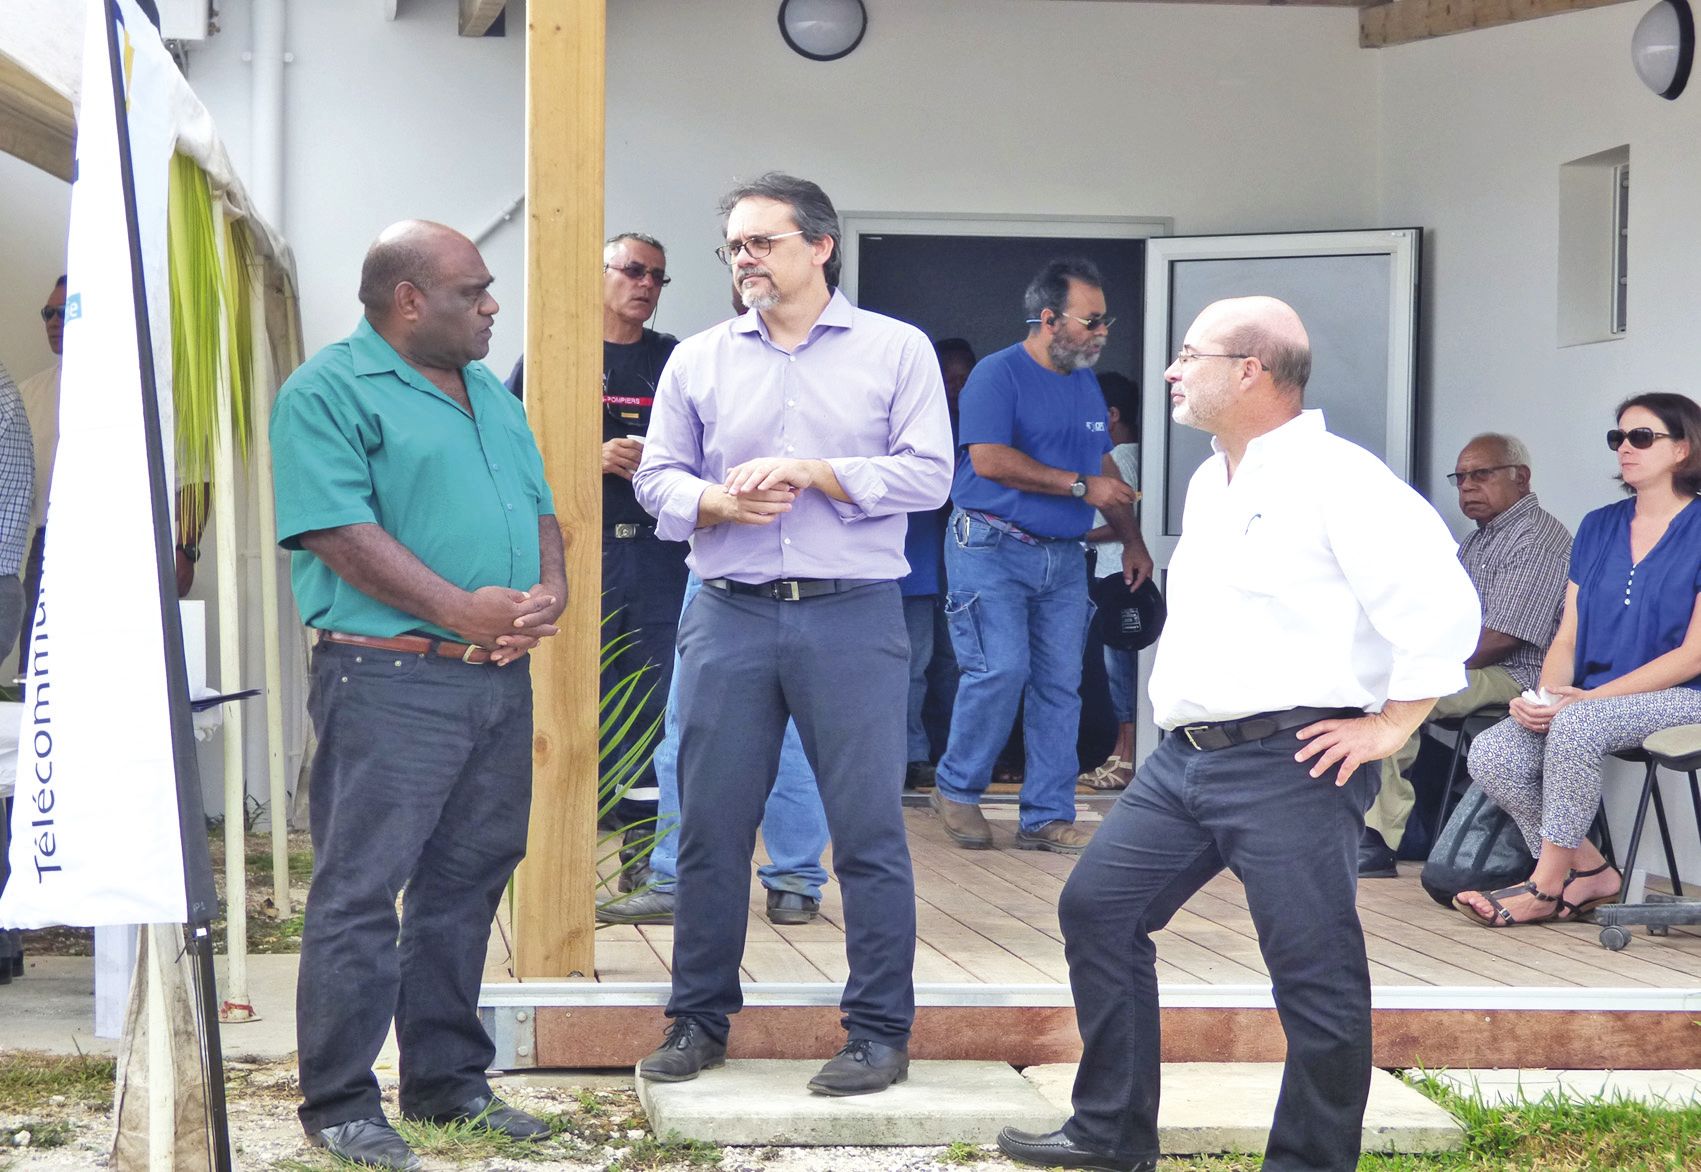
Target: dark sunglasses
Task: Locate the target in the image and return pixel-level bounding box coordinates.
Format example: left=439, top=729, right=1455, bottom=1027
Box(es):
left=605, top=261, right=669, bottom=286
left=1445, top=464, right=1517, bottom=487
left=40, top=306, right=66, bottom=322
left=1607, top=427, right=1676, bottom=450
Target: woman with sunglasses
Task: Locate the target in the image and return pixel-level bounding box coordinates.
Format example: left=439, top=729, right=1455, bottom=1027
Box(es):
left=1454, top=391, right=1701, bottom=927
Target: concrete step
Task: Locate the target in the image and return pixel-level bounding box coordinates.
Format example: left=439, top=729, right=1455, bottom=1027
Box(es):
left=638, top=1059, right=1466, bottom=1153
left=636, top=1060, right=1063, bottom=1146
left=1023, top=1063, right=1464, bottom=1156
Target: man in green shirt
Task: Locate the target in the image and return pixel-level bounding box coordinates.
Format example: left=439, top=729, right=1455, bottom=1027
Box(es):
left=271, top=221, right=566, bottom=1171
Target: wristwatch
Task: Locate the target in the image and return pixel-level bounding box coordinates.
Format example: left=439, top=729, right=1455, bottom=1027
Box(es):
left=1069, top=476, right=1088, bottom=499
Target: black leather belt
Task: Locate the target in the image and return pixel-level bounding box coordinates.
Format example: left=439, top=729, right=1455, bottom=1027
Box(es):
left=1177, top=706, right=1363, bottom=752
left=703, top=577, right=882, bottom=602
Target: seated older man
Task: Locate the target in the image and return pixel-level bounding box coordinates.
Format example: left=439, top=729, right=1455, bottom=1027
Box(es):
left=1360, top=433, right=1572, bottom=876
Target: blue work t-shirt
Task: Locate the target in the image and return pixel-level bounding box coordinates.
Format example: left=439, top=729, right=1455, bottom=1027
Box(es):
left=950, top=343, right=1111, bottom=538
left=1570, top=496, right=1701, bottom=690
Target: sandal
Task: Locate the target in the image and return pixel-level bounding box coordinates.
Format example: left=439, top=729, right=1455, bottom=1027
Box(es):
left=1557, top=862, right=1622, bottom=920
left=1452, top=881, right=1562, bottom=928
left=1078, top=756, right=1130, bottom=791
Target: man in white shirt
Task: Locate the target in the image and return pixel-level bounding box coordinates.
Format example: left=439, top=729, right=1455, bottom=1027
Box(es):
left=998, top=297, right=1479, bottom=1172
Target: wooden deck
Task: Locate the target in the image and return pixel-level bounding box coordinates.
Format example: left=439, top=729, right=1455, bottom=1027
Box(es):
left=482, top=798, right=1701, bottom=1069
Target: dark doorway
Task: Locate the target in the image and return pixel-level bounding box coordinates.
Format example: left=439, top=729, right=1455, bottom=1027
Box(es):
left=854, top=232, right=1146, bottom=402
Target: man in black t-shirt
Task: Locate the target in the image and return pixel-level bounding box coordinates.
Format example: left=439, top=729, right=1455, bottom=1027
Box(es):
left=507, top=233, right=688, bottom=848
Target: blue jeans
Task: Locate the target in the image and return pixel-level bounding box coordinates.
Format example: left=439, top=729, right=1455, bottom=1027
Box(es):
left=902, top=594, right=936, bottom=761
left=934, top=510, right=1091, bottom=831
left=1104, top=639, right=1136, bottom=725
left=650, top=575, right=829, bottom=898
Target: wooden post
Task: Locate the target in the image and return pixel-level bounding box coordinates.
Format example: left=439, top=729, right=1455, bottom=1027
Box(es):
left=512, top=0, right=603, bottom=978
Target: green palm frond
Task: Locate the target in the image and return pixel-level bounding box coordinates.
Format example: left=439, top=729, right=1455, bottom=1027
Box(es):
left=166, top=153, right=260, bottom=539
left=166, top=152, right=224, bottom=532
left=222, top=222, right=257, bottom=462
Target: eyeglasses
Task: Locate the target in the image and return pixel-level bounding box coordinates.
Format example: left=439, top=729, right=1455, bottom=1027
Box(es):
left=1445, top=464, right=1518, bottom=486
left=1057, top=312, right=1116, bottom=332
left=40, top=306, right=65, bottom=322
left=1173, top=349, right=1253, bottom=366
left=1608, top=427, right=1676, bottom=450
left=605, top=262, right=669, bottom=286
left=716, top=230, right=805, bottom=266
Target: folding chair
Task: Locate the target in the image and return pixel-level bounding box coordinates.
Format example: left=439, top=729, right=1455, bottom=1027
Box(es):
left=1593, top=726, right=1701, bottom=951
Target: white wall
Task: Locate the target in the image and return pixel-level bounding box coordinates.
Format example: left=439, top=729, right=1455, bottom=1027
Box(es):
left=184, top=0, right=529, bottom=377
left=609, top=0, right=1380, bottom=337
left=184, top=0, right=1378, bottom=364
left=0, top=150, right=69, bottom=394
left=1379, top=5, right=1701, bottom=880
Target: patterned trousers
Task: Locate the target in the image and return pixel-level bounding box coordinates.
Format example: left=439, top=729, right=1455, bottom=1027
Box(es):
left=1467, top=687, right=1701, bottom=854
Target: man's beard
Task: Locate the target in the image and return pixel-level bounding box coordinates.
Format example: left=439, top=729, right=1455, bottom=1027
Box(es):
left=739, top=272, right=780, bottom=311
left=1048, top=334, right=1103, bottom=371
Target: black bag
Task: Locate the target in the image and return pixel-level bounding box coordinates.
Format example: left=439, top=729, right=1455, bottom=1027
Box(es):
left=1419, top=782, right=1533, bottom=907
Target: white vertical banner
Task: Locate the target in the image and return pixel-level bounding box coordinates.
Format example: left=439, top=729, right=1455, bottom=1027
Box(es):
left=1, top=0, right=191, bottom=929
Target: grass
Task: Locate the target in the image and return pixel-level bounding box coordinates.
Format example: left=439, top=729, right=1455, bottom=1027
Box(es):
left=0, top=1052, right=116, bottom=1113
left=1153, top=1073, right=1701, bottom=1170
left=3, top=1119, right=75, bottom=1149
left=940, top=1138, right=991, bottom=1163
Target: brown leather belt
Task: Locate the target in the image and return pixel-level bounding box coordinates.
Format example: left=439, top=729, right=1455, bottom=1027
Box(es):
left=316, top=630, right=493, bottom=665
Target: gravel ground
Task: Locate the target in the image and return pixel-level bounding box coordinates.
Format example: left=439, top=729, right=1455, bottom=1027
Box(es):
left=0, top=1060, right=1033, bottom=1172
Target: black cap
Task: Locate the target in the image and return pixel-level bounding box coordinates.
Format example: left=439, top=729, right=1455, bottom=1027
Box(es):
left=1090, top=573, right=1166, bottom=652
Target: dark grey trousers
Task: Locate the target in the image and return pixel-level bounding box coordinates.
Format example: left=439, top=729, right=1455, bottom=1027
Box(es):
left=296, top=642, right=533, bottom=1133
left=1059, top=729, right=1375, bottom=1172
left=668, top=581, right=916, bottom=1046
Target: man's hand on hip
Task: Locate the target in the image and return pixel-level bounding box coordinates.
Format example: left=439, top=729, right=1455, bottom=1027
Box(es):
left=1293, top=698, right=1437, bottom=787
left=451, top=584, right=560, bottom=649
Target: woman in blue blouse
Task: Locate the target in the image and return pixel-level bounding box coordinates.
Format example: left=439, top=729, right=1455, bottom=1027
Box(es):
left=1455, top=392, right=1701, bottom=927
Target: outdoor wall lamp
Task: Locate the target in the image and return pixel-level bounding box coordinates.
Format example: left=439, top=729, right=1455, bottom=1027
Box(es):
left=1632, top=0, right=1695, bottom=100
left=778, top=0, right=868, bottom=62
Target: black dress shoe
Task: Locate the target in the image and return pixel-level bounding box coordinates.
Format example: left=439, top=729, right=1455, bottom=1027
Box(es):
left=1358, top=827, right=1398, bottom=878
left=765, top=889, right=820, bottom=926
left=904, top=760, right=937, bottom=790
left=806, top=1039, right=908, bottom=1096
left=638, top=1017, right=726, bottom=1082
left=996, top=1126, right=1152, bottom=1172
left=308, top=1117, right=422, bottom=1171
left=422, top=1091, right=550, bottom=1140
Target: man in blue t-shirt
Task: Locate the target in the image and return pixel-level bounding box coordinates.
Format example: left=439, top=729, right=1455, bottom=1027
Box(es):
left=931, top=259, right=1153, bottom=854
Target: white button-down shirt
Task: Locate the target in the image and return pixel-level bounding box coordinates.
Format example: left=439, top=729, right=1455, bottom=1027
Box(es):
left=1150, top=410, right=1480, bottom=729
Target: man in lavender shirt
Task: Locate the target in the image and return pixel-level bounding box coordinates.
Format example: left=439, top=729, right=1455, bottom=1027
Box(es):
left=632, top=173, right=953, bottom=1096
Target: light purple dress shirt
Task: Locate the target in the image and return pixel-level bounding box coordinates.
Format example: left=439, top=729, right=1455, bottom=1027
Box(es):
left=633, top=290, right=954, bottom=583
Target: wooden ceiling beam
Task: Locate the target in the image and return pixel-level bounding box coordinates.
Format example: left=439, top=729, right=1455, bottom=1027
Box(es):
left=1360, top=0, right=1636, bottom=48
left=458, top=0, right=506, bottom=37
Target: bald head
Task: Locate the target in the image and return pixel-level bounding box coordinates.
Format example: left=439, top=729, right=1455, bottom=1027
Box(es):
left=358, top=219, right=499, bottom=370
left=1195, top=296, right=1311, bottom=394
left=359, top=220, right=474, bottom=320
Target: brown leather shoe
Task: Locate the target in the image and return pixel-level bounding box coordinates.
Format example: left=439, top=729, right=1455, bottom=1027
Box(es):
left=1016, top=820, right=1093, bottom=854
left=929, top=790, right=993, bottom=849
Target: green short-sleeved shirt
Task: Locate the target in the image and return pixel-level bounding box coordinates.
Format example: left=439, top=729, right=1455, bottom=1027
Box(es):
left=270, top=319, right=556, bottom=640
